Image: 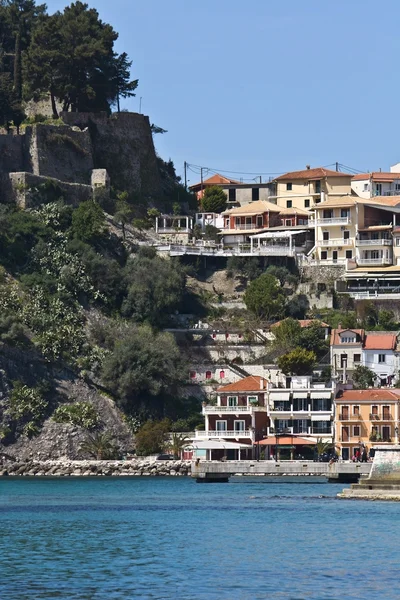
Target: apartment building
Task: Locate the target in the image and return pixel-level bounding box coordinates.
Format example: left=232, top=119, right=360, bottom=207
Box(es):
left=330, top=328, right=400, bottom=384
left=272, top=166, right=353, bottom=212
left=189, top=173, right=274, bottom=207
left=351, top=164, right=400, bottom=198
left=335, top=389, right=400, bottom=460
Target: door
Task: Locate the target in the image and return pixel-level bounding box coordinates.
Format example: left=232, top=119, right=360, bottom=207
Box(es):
left=234, top=420, right=245, bottom=433
left=332, top=250, right=338, bottom=263
left=216, top=421, right=227, bottom=433
left=342, top=426, right=349, bottom=442
left=341, top=406, right=349, bottom=419
left=342, top=448, right=350, bottom=461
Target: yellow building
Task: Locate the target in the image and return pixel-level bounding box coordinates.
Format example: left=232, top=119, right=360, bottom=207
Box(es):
left=272, top=166, right=353, bottom=212
left=312, top=197, right=357, bottom=265
left=335, top=389, right=400, bottom=461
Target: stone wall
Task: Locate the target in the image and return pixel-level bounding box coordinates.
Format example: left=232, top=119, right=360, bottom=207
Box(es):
left=8, top=172, right=92, bottom=208
left=0, top=134, right=26, bottom=174
left=60, top=111, right=161, bottom=198
left=0, top=459, right=191, bottom=477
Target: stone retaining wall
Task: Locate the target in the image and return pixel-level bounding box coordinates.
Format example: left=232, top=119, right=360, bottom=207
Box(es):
left=0, top=459, right=191, bottom=477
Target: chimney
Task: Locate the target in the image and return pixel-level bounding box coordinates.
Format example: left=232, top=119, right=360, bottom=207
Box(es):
left=306, top=165, right=310, bottom=170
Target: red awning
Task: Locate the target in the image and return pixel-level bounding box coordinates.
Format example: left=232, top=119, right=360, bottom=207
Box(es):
left=255, top=436, right=316, bottom=446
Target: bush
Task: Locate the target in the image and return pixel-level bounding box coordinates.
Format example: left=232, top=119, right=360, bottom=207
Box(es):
left=7, top=382, right=49, bottom=437
left=53, top=401, right=99, bottom=429
left=135, top=419, right=170, bottom=455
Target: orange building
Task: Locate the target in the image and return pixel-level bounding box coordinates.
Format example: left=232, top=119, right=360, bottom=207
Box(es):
left=335, top=389, right=400, bottom=460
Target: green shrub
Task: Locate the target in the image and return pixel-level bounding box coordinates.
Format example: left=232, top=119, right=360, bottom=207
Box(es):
left=7, top=382, right=49, bottom=437
left=53, top=401, right=99, bottom=429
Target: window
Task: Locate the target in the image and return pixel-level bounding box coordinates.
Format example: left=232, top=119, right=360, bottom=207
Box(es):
left=234, top=420, right=245, bottom=432
left=190, top=371, right=196, bottom=379
left=323, top=231, right=329, bottom=241
left=353, top=405, right=360, bottom=415
left=219, top=370, right=225, bottom=379
left=375, top=183, right=382, bottom=195
left=206, top=371, right=212, bottom=379
left=340, top=354, right=348, bottom=367
left=371, top=405, right=378, bottom=416
left=353, top=425, right=360, bottom=437
left=286, top=183, right=292, bottom=191
left=248, top=396, right=258, bottom=405
left=354, top=354, right=361, bottom=363
left=216, top=421, right=227, bottom=431
left=252, top=188, right=259, bottom=201
left=228, top=188, right=236, bottom=202
left=228, top=396, right=238, bottom=407
left=379, top=354, right=386, bottom=363
left=383, top=406, right=391, bottom=420
left=304, top=199, right=310, bottom=208
left=396, top=183, right=400, bottom=191
left=382, top=426, right=391, bottom=441
left=341, top=209, right=350, bottom=218
left=321, top=251, right=328, bottom=260
left=396, top=238, right=400, bottom=247
left=363, top=183, right=368, bottom=192
left=315, top=180, right=321, bottom=193
left=342, top=426, right=349, bottom=441
left=285, top=219, right=292, bottom=226
left=286, top=200, right=292, bottom=208
left=343, top=230, right=350, bottom=240
left=345, top=250, right=353, bottom=259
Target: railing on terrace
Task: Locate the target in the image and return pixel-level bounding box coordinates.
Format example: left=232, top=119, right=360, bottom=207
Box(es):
left=355, top=239, right=392, bottom=246
left=342, top=290, right=400, bottom=300
left=202, top=405, right=268, bottom=413
left=357, top=258, right=393, bottom=266
left=195, top=430, right=253, bottom=438
left=312, top=217, right=351, bottom=226
left=316, top=239, right=353, bottom=247
left=338, top=414, right=362, bottom=421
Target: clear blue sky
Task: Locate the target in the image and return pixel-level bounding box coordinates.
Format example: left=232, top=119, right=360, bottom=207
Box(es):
left=46, top=0, right=400, bottom=183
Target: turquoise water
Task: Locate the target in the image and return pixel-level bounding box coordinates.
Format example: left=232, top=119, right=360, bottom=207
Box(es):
left=1, top=476, right=399, bottom=600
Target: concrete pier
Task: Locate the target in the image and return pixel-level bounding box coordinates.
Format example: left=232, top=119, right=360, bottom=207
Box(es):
left=191, top=460, right=371, bottom=483
left=339, top=445, right=400, bottom=500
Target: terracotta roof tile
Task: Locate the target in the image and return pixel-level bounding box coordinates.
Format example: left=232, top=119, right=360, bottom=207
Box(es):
left=278, top=207, right=309, bottom=215
left=352, top=172, right=400, bottom=182
left=274, top=167, right=352, bottom=182
left=337, top=389, right=400, bottom=401
left=272, top=319, right=328, bottom=328
left=364, top=333, right=397, bottom=350
left=330, top=329, right=364, bottom=345
left=222, top=200, right=281, bottom=215
left=217, top=375, right=267, bottom=392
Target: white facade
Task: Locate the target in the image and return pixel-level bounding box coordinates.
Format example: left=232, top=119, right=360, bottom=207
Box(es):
left=351, top=177, right=400, bottom=199
left=195, top=212, right=224, bottom=230
left=362, top=350, right=399, bottom=385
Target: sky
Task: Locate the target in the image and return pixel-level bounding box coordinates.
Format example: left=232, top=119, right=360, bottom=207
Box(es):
left=45, top=0, right=400, bottom=184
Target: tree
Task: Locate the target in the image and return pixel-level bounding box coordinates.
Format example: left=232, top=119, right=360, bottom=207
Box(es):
left=277, top=347, right=316, bottom=376
left=122, top=255, right=186, bottom=327
left=352, top=365, right=375, bottom=389
left=273, top=318, right=302, bottom=350
left=110, top=52, right=138, bottom=113
left=285, top=294, right=309, bottom=319
left=114, top=195, right=133, bottom=240
left=134, top=419, right=170, bottom=456
left=80, top=431, right=119, bottom=459
left=201, top=186, right=227, bottom=213
left=71, top=200, right=106, bottom=242
left=315, top=437, right=332, bottom=459
left=169, top=432, right=190, bottom=459
left=101, top=324, right=186, bottom=410
left=378, top=309, right=397, bottom=331
left=298, top=322, right=329, bottom=360
left=244, top=274, right=286, bottom=320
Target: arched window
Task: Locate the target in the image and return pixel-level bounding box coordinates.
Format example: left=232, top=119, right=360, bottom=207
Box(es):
left=219, top=370, right=225, bottom=379
left=206, top=371, right=212, bottom=379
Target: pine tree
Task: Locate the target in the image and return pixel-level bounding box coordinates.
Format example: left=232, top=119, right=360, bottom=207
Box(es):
left=111, top=52, right=138, bottom=113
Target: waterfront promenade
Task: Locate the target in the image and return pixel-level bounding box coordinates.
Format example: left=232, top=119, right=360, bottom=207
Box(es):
left=192, top=460, right=371, bottom=482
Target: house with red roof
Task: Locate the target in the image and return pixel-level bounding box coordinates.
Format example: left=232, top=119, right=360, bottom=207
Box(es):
left=330, top=328, right=400, bottom=386
left=351, top=165, right=400, bottom=199
left=196, top=375, right=270, bottom=459
left=189, top=173, right=274, bottom=207
left=335, top=388, right=400, bottom=461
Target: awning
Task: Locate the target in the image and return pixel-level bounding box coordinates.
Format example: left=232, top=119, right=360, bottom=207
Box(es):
left=255, top=436, right=316, bottom=446
left=310, top=391, right=332, bottom=399
left=270, top=392, right=290, bottom=401
left=311, top=415, right=332, bottom=422
left=252, top=230, right=306, bottom=240
left=191, top=440, right=251, bottom=450
left=293, top=392, right=308, bottom=399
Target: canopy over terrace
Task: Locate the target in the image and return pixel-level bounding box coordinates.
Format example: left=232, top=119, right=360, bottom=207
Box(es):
left=191, top=440, right=252, bottom=461
left=255, top=436, right=316, bottom=446
left=250, top=229, right=307, bottom=253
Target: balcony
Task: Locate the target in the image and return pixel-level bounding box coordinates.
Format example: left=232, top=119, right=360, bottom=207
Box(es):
left=270, top=409, right=332, bottom=420
left=316, top=238, right=353, bottom=247
left=357, top=257, right=393, bottom=266
left=313, top=216, right=351, bottom=226
left=231, top=223, right=261, bottom=231
left=356, top=238, right=392, bottom=247
left=338, top=414, right=362, bottom=421
left=195, top=430, right=253, bottom=439
left=202, top=405, right=268, bottom=414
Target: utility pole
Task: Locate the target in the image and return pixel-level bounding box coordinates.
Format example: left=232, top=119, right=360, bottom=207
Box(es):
left=184, top=161, right=187, bottom=190
left=259, top=176, right=262, bottom=184
left=336, top=162, right=339, bottom=172
left=139, top=97, right=142, bottom=114
left=200, top=167, right=204, bottom=196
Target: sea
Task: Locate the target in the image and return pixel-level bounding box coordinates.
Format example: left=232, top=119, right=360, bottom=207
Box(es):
left=0, top=476, right=399, bottom=600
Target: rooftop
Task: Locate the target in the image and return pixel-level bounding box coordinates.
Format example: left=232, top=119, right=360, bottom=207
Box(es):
left=222, top=200, right=281, bottom=215
left=352, top=172, right=400, bottom=182
left=337, top=389, right=400, bottom=401
left=364, top=333, right=397, bottom=351
left=274, top=167, right=352, bottom=182
left=217, top=375, right=268, bottom=393
left=272, top=318, right=329, bottom=329
left=330, top=328, right=364, bottom=345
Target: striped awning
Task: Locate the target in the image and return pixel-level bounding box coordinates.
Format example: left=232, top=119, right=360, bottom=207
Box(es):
left=293, top=391, right=308, bottom=399
left=311, top=415, right=332, bottom=421
left=310, top=391, right=332, bottom=399
left=270, top=392, right=290, bottom=401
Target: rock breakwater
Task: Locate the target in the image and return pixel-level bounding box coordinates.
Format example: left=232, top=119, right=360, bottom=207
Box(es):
left=0, top=459, right=191, bottom=477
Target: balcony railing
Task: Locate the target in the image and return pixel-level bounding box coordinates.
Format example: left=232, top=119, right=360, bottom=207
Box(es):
left=338, top=414, right=362, bottom=421
left=357, top=258, right=393, bottom=266
left=356, top=239, right=392, bottom=247
left=313, top=216, right=351, bottom=226
left=202, top=405, right=268, bottom=413
left=232, top=223, right=261, bottom=231
left=195, top=430, right=253, bottom=438
left=316, top=238, right=353, bottom=247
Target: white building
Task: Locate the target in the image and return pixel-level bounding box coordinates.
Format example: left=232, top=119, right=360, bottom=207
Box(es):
left=195, top=212, right=224, bottom=230
left=352, top=164, right=400, bottom=198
